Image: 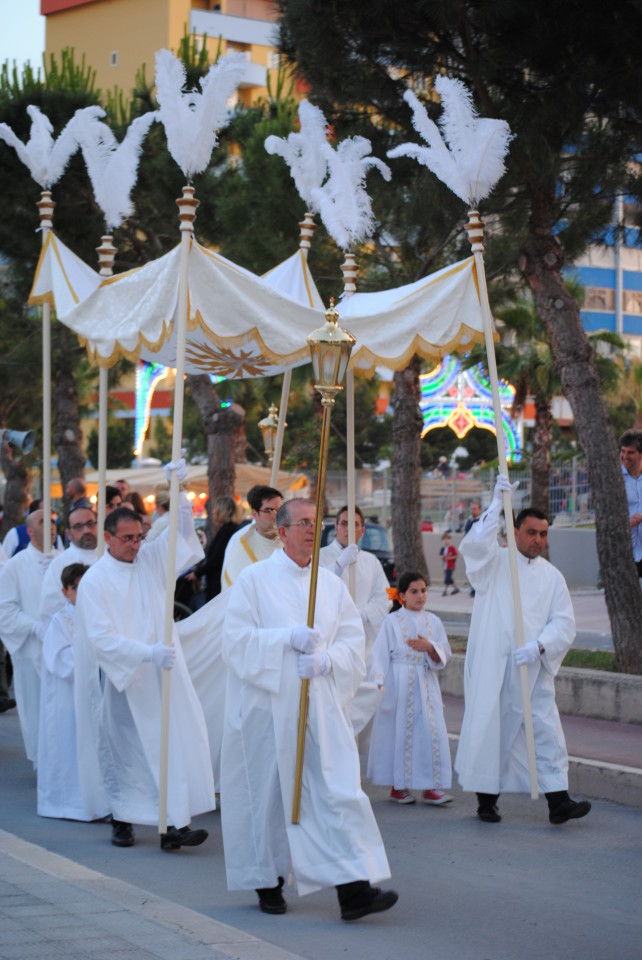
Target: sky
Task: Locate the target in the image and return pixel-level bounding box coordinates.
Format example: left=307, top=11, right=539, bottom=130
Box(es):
left=0, top=0, right=46, bottom=75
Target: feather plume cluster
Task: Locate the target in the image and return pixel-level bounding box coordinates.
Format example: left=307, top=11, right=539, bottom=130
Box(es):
left=264, top=100, right=328, bottom=210
left=388, top=76, right=513, bottom=206
left=0, top=104, right=100, bottom=189
left=266, top=99, right=390, bottom=249
left=155, top=49, right=246, bottom=180
left=312, top=135, right=391, bottom=250
left=74, top=109, right=157, bottom=230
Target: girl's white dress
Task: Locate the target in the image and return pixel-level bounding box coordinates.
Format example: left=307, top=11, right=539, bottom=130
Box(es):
left=367, top=607, right=452, bottom=790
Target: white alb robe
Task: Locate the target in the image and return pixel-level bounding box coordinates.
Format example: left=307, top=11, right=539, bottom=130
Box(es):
left=455, top=507, right=575, bottom=794
left=320, top=540, right=389, bottom=738
left=367, top=607, right=452, bottom=790
left=0, top=543, right=60, bottom=764
left=74, top=496, right=215, bottom=826
left=220, top=521, right=281, bottom=590
left=40, top=544, right=98, bottom=623
left=37, top=601, right=107, bottom=820
left=221, top=548, right=391, bottom=896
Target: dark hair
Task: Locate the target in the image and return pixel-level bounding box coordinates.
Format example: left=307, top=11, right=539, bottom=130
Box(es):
left=620, top=429, right=642, bottom=453
left=247, top=485, right=283, bottom=512
left=105, top=485, right=122, bottom=505
left=104, top=506, right=143, bottom=535
left=335, top=504, right=365, bottom=524
left=125, top=491, right=147, bottom=515
left=27, top=499, right=43, bottom=515
left=61, top=562, right=89, bottom=590
left=391, top=570, right=427, bottom=612
left=515, top=507, right=548, bottom=529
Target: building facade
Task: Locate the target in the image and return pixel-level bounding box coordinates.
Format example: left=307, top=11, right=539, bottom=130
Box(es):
left=42, top=0, right=281, bottom=107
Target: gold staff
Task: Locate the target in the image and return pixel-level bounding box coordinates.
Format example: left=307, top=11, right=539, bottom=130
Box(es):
left=292, top=300, right=355, bottom=824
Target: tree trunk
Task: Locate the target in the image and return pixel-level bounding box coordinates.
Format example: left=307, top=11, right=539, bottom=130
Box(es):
left=391, top=356, right=428, bottom=583
left=0, top=441, right=31, bottom=537
left=186, top=374, right=245, bottom=540
left=530, top=393, right=552, bottom=517
left=53, top=326, right=86, bottom=517
left=520, top=224, right=642, bottom=674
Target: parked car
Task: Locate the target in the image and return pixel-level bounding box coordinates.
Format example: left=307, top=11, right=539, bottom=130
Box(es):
left=421, top=517, right=434, bottom=532
left=321, top=519, right=396, bottom=585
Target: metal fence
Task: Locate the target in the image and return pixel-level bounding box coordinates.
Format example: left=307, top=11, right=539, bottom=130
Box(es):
left=420, top=457, right=593, bottom=532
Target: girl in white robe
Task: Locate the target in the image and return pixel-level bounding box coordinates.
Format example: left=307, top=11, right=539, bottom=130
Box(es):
left=367, top=571, right=453, bottom=805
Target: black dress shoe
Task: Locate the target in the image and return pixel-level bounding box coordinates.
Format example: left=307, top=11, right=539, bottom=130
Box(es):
left=0, top=697, right=16, bottom=713
left=477, top=804, right=501, bottom=823
left=339, top=883, right=399, bottom=921
left=256, top=876, right=287, bottom=914
left=111, top=820, right=135, bottom=847
left=160, top=825, right=208, bottom=850
left=549, top=798, right=591, bottom=824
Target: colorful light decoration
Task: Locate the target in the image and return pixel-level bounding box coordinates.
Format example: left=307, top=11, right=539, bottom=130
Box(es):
left=134, top=362, right=226, bottom=459
left=420, top=356, right=522, bottom=461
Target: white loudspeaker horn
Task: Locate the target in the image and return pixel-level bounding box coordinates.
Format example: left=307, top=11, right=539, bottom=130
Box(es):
left=1, top=429, right=36, bottom=454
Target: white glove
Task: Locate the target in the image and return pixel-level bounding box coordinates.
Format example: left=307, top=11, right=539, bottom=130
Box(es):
left=336, top=543, right=359, bottom=571
left=163, top=457, right=188, bottom=484
left=289, top=625, right=322, bottom=653
left=297, top=651, right=331, bottom=679
left=513, top=640, right=540, bottom=666
left=493, top=472, right=519, bottom=504
left=147, top=641, right=177, bottom=669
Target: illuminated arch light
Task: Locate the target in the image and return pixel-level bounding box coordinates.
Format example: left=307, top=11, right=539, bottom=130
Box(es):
left=135, top=362, right=169, bottom=457
left=420, top=355, right=523, bottom=462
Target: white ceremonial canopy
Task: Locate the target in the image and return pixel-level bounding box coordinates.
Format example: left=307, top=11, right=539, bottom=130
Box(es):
left=32, top=238, right=489, bottom=376
left=28, top=231, right=101, bottom=317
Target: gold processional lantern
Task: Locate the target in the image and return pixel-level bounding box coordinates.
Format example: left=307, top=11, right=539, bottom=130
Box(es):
left=258, top=402, right=281, bottom=464
left=292, top=300, right=355, bottom=824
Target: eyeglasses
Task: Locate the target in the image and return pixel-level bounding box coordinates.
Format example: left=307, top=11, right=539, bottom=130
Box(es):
left=259, top=507, right=278, bottom=515
left=282, top=519, right=324, bottom=530
left=337, top=519, right=363, bottom=528
left=111, top=533, right=146, bottom=545
left=70, top=519, right=97, bottom=531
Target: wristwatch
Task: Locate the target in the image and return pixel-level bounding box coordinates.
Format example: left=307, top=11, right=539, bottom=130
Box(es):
left=537, top=641, right=545, bottom=656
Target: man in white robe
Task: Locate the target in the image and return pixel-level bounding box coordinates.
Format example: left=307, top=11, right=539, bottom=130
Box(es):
left=221, top=498, right=398, bottom=921
left=37, top=561, right=109, bottom=821
left=455, top=474, right=591, bottom=825
left=74, top=464, right=215, bottom=850
left=0, top=510, right=60, bottom=765
left=320, top=504, right=389, bottom=743
left=40, top=500, right=98, bottom=623
left=220, top=484, right=282, bottom=590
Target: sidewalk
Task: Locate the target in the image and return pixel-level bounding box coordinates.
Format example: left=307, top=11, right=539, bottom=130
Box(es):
left=426, top=582, right=613, bottom=650
left=0, top=829, right=304, bottom=960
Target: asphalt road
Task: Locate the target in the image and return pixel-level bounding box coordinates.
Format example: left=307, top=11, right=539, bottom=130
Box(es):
left=1, top=708, right=641, bottom=960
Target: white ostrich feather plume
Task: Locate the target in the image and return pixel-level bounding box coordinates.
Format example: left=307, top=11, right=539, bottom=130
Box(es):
left=0, top=104, right=100, bottom=189
left=264, top=99, right=329, bottom=210
left=155, top=48, right=246, bottom=179
left=74, top=109, right=157, bottom=230
left=311, top=135, right=391, bottom=250
left=388, top=76, right=513, bottom=206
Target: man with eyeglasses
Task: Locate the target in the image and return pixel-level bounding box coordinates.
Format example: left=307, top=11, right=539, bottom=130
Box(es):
left=221, top=484, right=283, bottom=590
left=221, top=498, right=398, bottom=922
left=0, top=509, right=61, bottom=766
left=74, top=461, right=215, bottom=851
left=40, top=500, right=99, bottom=623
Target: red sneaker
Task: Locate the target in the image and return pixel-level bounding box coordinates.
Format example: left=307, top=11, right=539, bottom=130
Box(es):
left=390, top=788, right=416, bottom=804
left=422, top=789, right=453, bottom=805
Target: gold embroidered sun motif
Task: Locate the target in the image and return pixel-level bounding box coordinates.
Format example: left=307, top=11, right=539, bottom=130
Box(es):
left=185, top=342, right=274, bottom=378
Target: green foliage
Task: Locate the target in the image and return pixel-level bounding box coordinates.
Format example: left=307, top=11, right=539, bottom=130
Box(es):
left=86, top=420, right=135, bottom=469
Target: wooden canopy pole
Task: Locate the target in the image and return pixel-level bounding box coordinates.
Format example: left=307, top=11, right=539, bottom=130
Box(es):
left=465, top=210, right=538, bottom=800
left=95, top=235, right=117, bottom=556
left=37, top=192, right=54, bottom=553
left=158, top=185, right=199, bottom=834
